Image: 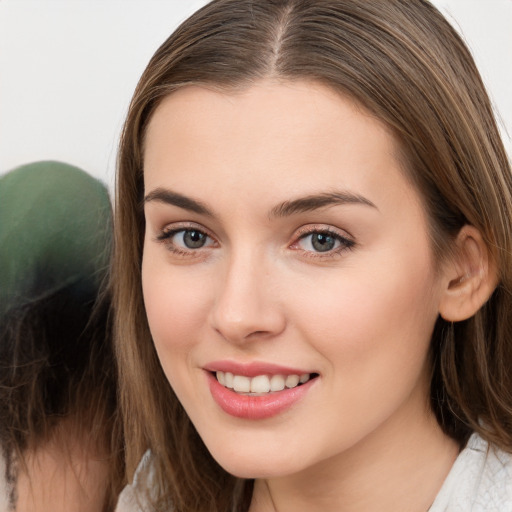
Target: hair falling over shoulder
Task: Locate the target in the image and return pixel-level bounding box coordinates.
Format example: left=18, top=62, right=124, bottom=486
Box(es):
left=113, top=1, right=512, bottom=510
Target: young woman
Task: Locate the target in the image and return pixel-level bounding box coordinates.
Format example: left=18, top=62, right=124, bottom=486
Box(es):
left=113, top=1, right=512, bottom=510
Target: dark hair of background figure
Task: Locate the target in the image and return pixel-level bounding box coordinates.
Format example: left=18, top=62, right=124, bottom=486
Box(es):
left=0, top=244, right=124, bottom=510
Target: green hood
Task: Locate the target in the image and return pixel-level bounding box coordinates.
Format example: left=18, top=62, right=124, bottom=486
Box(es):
left=0, top=161, right=112, bottom=317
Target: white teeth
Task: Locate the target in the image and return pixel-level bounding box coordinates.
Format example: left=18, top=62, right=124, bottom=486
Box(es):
left=224, top=372, right=234, bottom=388
left=233, top=375, right=251, bottom=393
left=216, top=371, right=226, bottom=386
left=250, top=375, right=271, bottom=393
left=285, top=374, right=300, bottom=388
left=270, top=374, right=285, bottom=391
left=215, top=372, right=312, bottom=394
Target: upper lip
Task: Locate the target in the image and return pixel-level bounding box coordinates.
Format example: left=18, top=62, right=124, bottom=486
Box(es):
left=203, top=360, right=315, bottom=377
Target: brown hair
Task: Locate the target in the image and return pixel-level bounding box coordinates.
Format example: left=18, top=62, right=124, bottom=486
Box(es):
left=113, top=1, right=512, bottom=510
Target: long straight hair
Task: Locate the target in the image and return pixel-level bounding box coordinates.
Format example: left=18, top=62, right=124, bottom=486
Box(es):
left=113, top=1, right=512, bottom=510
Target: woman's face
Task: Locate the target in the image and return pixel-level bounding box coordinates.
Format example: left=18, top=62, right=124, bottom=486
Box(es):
left=142, top=81, right=447, bottom=478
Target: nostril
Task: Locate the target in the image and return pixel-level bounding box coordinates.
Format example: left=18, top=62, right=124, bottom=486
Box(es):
left=244, top=330, right=272, bottom=339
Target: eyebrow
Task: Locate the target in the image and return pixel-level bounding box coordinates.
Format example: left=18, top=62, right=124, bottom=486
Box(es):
left=270, top=191, right=377, bottom=218
left=144, top=188, right=213, bottom=216
left=143, top=187, right=377, bottom=218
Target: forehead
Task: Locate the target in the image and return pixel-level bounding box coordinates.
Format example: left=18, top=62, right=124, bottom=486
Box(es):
left=143, top=80, right=419, bottom=216
left=145, top=81, right=385, bottom=150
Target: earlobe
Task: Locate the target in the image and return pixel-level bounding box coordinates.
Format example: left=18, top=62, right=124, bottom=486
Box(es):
left=439, top=225, right=498, bottom=322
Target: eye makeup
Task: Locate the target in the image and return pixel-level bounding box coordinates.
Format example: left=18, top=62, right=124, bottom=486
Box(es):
left=154, top=220, right=356, bottom=262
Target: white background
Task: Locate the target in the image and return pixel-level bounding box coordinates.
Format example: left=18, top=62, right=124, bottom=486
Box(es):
left=1, top=0, right=511, bottom=190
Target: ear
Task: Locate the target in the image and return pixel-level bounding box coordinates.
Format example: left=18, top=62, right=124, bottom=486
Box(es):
left=439, top=225, right=498, bottom=322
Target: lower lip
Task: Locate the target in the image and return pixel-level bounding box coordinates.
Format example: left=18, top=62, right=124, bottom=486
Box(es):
left=207, top=372, right=317, bottom=420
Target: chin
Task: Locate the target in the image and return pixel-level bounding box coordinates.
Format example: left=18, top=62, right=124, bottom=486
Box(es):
left=219, top=460, right=296, bottom=480
left=205, top=441, right=307, bottom=479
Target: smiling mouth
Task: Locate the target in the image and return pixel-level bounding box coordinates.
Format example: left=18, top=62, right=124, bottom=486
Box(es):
left=214, top=371, right=319, bottom=395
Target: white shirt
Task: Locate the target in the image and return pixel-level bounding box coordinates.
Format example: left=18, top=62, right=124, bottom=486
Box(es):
left=115, top=433, right=512, bottom=511
left=429, top=433, right=512, bottom=511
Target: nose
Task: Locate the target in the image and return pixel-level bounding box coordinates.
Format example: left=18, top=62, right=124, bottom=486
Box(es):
left=209, top=251, right=286, bottom=344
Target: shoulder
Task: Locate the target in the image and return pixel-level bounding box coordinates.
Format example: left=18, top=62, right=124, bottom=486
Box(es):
left=430, top=433, right=512, bottom=512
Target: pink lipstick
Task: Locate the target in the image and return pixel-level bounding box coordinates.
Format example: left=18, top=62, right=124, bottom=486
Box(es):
left=204, top=361, right=318, bottom=420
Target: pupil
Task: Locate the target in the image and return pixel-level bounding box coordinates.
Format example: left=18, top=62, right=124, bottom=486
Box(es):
left=184, top=230, right=206, bottom=249
left=312, top=233, right=335, bottom=252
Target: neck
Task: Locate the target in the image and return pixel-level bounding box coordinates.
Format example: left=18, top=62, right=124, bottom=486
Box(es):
left=249, top=403, right=459, bottom=512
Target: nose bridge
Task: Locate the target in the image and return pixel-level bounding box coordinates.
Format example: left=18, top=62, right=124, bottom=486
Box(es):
left=210, top=244, right=284, bottom=342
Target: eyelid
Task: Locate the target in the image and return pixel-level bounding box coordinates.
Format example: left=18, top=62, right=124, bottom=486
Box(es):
left=289, top=224, right=356, bottom=256
left=154, top=221, right=218, bottom=257
left=293, top=223, right=354, bottom=240
left=153, top=221, right=354, bottom=259
left=155, top=221, right=215, bottom=241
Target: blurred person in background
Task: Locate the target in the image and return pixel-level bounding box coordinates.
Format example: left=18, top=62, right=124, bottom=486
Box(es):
left=0, top=161, right=123, bottom=512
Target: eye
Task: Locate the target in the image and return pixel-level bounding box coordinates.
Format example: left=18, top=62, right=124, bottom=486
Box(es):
left=156, top=227, right=215, bottom=253
left=178, top=229, right=208, bottom=249
left=291, top=227, right=355, bottom=256
left=299, top=232, right=339, bottom=252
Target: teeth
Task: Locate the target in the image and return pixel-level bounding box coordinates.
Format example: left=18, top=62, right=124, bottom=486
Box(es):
left=225, top=372, right=234, bottom=388
left=285, top=374, right=300, bottom=388
left=233, top=375, right=251, bottom=393
left=215, top=371, right=312, bottom=394
left=270, top=374, right=285, bottom=391
left=251, top=375, right=270, bottom=393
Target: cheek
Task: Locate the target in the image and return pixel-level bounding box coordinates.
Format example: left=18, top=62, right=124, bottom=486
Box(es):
left=141, top=252, right=214, bottom=404
left=283, top=254, right=439, bottom=450
left=289, top=246, right=439, bottom=376
left=141, top=251, right=212, bottom=355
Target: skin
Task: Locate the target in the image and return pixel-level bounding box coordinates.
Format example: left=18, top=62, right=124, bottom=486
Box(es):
left=142, top=80, right=459, bottom=511
left=15, top=419, right=109, bottom=512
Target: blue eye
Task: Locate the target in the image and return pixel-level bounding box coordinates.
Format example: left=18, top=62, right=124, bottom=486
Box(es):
left=180, top=229, right=208, bottom=249
left=309, top=233, right=337, bottom=252
left=157, top=228, right=213, bottom=251
left=296, top=230, right=354, bottom=254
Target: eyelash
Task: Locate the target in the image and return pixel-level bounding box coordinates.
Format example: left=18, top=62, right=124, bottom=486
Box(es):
left=156, top=224, right=216, bottom=258
left=291, top=226, right=355, bottom=259
left=155, top=224, right=355, bottom=259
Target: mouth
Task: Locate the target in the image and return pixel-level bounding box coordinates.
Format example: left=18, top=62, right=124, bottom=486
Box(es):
left=213, top=371, right=319, bottom=396
left=205, top=364, right=319, bottom=419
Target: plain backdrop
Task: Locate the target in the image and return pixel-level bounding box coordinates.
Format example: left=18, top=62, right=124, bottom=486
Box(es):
left=1, top=0, right=511, bottom=190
